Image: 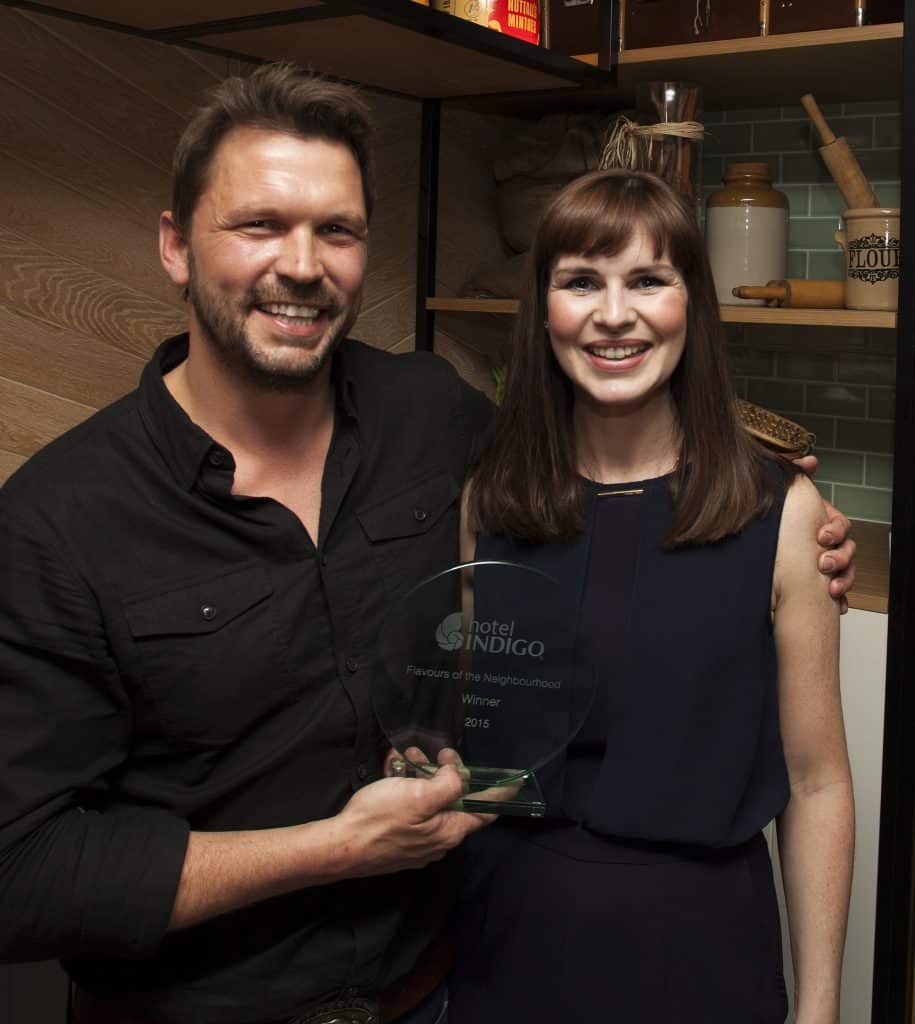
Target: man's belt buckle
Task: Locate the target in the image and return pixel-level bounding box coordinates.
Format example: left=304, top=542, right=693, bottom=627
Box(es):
left=288, top=995, right=380, bottom=1024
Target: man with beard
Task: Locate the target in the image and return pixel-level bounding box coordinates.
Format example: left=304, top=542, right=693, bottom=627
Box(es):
left=0, top=65, right=493, bottom=1024
left=0, top=63, right=854, bottom=1024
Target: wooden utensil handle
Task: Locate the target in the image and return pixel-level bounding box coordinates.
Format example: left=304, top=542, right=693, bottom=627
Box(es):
left=820, top=140, right=880, bottom=209
left=733, top=279, right=845, bottom=308
left=733, top=285, right=785, bottom=301
left=801, top=93, right=836, bottom=146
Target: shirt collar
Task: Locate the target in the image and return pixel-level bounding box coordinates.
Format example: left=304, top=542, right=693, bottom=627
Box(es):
left=136, top=335, right=213, bottom=491
left=137, top=334, right=360, bottom=492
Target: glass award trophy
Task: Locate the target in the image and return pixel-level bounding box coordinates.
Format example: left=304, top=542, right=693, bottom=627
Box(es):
left=373, top=560, right=595, bottom=817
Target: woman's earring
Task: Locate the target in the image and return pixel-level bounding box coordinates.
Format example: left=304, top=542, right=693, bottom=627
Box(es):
left=544, top=320, right=550, bottom=333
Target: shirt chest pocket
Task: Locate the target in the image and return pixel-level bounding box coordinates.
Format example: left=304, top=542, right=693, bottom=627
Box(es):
left=123, top=563, right=287, bottom=747
left=356, top=471, right=460, bottom=601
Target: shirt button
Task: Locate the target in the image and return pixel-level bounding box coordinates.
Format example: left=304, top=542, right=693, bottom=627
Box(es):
left=355, top=765, right=369, bottom=781
left=345, top=657, right=359, bottom=673
left=413, top=507, right=428, bottom=522
left=208, top=450, right=225, bottom=467
left=200, top=604, right=217, bottom=620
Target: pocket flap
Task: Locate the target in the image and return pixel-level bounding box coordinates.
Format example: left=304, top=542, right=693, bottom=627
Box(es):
left=356, top=471, right=459, bottom=542
left=124, top=563, right=273, bottom=638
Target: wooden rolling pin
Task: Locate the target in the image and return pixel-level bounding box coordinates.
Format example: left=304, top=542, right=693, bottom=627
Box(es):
left=801, top=93, right=879, bottom=209
left=732, top=278, right=845, bottom=308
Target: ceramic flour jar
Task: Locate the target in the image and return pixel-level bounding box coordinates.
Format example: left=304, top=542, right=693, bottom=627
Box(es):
left=834, top=207, right=900, bottom=310
left=706, top=162, right=788, bottom=306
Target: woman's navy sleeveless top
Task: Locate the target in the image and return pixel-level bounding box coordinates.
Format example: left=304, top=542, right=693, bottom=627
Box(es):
left=475, top=469, right=791, bottom=848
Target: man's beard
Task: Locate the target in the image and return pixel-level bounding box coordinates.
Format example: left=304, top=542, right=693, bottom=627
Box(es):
left=186, top=255, right=360, bottom=393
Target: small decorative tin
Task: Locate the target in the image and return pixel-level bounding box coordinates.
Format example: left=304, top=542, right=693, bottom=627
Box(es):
left=490, top=0, right=541, bottom=43
left=432, top=0, right=489, bottom=26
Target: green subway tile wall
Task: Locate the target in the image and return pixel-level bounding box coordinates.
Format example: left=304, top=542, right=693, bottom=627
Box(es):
left=709, top=101, right=899, bottom=523
left=867, top=456, right=894, bottom=489
left=868, top=388, right=895, bottom=420
left=833, top=484, right=893, bottom=522
left=731, top=326, right=896, bottom=523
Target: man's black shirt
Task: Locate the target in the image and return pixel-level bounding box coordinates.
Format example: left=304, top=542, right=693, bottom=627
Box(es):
left=0, top=334, right=492, bottom=1023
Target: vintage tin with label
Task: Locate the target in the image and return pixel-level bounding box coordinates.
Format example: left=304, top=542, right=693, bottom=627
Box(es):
left=490, top=0, right=541, bottom=43
left=434, top=0, right=541, bottom=41
left=432, top=0, right=489, bottom=25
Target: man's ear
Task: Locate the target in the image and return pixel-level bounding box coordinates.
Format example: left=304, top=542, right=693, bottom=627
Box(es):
left=159, top=211, right=189, bottom=287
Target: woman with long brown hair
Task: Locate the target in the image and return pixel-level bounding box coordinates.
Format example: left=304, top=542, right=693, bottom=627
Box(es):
left=447, top=169, right=853, bottom=1023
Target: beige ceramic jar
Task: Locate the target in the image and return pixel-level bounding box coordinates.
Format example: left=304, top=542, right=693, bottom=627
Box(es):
left=706, top=162, right=788, bottom=306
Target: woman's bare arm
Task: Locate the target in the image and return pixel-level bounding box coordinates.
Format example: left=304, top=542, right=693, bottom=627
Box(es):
left=773, top=475, right=855, bottom=1024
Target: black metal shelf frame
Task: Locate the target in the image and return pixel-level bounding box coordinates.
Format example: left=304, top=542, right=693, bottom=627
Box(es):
left=872, top=0, right=915, bottom=1019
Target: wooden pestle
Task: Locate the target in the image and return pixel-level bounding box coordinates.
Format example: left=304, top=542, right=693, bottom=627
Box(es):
left=801, top=94, right=879, bottom=209
left=732, top=279, right=845, bottom=308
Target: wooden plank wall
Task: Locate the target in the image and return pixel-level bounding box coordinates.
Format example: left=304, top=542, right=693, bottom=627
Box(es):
left=0, top=11, right=425, bottom=1016
left=0, top=5, right=423, bottom=488
left=0, top=6, right=505, bottom=1019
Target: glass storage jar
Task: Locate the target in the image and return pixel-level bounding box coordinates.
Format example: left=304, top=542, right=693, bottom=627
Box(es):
left=635, top=81, right=703, bottom=205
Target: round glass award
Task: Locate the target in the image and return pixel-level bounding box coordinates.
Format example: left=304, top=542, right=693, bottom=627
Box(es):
left=373, top=560, right=596, bottom=817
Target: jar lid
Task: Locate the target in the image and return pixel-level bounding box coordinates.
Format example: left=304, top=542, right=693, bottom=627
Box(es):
left=723, top=161, right=772, bottom=182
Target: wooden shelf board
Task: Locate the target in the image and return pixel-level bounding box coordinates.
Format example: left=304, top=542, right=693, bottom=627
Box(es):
left=196, top=16, right=585, bottom=96
left=574, top=23, right=903, bottom=104
left=619, top=22, right=902, bottom=63
left=427, top=297, right=896, bottom=329
left=6, top=0, right=316, bottom=31
left=847, top=520, right=890, bottom=615
left=26, top=0, right=611, bottom=98
left=719, top=306, right=896, bottom=329
left=428, top=297, right=519, bottom=314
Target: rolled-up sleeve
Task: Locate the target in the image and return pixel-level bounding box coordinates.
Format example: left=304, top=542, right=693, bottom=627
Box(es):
left=0, top=506, right=188, bottom=962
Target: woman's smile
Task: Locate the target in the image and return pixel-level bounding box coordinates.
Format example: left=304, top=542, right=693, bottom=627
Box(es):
left=583, top=340, right=653, bottom=371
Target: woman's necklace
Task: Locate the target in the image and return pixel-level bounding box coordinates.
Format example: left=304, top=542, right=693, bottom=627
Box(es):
left=581, top=447, right=680, bottom=494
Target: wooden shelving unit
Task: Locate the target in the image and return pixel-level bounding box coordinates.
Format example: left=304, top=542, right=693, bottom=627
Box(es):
left=17, top=0, right=612, bottom=98
left=718, top=306, right=896, bottom=328
left=587, top=22, right=903, bottom=105
left=479, top=22, right=904, bottom=114
left=427, top=296, right=897, bottom=329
